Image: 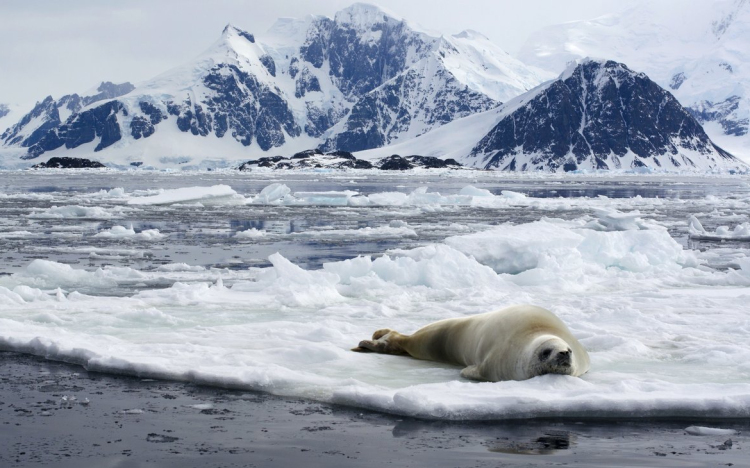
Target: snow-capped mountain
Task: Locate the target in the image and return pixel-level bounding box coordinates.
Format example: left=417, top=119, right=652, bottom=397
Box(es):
left=358, top=59, right=745, bottom=173
left=517, top=0, right=750, bottom=160
left=0, top=3, right=544, bottom=168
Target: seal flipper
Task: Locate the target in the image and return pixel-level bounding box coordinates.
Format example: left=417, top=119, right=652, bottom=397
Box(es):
left=351, top=330, right=407, bottom=355
left=460, top=365, right=486, bottom=381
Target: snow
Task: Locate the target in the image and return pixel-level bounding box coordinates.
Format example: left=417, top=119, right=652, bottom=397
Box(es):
left=333, top=3, right=404, bottom=29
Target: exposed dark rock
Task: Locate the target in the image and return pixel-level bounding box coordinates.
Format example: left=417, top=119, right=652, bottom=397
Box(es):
left=353, top=159, right=374, bottom=169
left=326, top=151, right=355, bottom=160
left=295, top=68, right=322, bottom=98
left=139, top=101, right=165, bottom=125
left=337, top=158, right=374, bottom=169
left=289, top=57, right=300, bottom=79
left=378, top=155, right=413, bottom=170
left=201, top=63, right=300, bottom=148
left=31, top=157, right=106, bottom=169
left=130, top=116, right=154, bottom=140
left=239, top=156, right=288, bottom=170
left=292, top=149, right=323, bottom=159
left=669, top=73, right=686, bottom=90
left=259, top=55, right=276, bottom=77
left=406, top=155, right=462, bottom=168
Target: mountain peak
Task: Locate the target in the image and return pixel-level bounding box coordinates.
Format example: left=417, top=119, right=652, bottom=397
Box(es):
left=334, top=3, right=402, bottom=28
left=222, top=24, right=255, bottom=43
left=452, top=29, right=489, bottom=41
left=558, top=58, right=630, bottom=81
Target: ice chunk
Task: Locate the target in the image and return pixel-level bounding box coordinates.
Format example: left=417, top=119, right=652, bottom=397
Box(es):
left=128, top=185, right=243, bottom=205
left=253, top=183, right=291, bottom=204
left=459, top=185, right=494, bottom=197
left=291, top=191, right=361, bottom=206
left=500, top=190, right=526, bottom=199
left=0, top=230, right=36, bottom=238
left=293, top=225, right=417, bottom=239
left=684, top=426, right=738, bottom=436
left=4, top=260, right=145, bottom=289
left=688, top=215, right=750, bottom=241
left=585, top=208, right=656, bottom=231
left=94, top=225, right=165, bottom=241
left=445, top=221, right=583, bottom=275
left=235, top=228, right=267, bottom=239
left=156, top=263, right=206, bottom=272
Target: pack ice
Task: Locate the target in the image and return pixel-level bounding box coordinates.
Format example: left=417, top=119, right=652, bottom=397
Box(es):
left=2, top=180, right=750, bottom=420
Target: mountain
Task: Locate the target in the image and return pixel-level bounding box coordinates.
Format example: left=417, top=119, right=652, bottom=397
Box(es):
left=0, top=3, right=545, bottom=168
left=517, top=0, right=750, bottom=160
left=357, top=59, right=746, bottom=173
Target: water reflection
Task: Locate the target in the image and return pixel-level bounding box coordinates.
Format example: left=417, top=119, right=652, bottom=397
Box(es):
left=487, top=431, right=574, bottom=455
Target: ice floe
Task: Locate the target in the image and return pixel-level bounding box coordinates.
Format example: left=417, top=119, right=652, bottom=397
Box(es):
left=127, top=185, right=245, bottom=206
left=28, top=205, right=126, bottom=219
left=93, top=225, right=165, bottom=241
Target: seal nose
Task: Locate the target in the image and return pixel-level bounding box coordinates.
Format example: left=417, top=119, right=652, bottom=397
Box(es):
left=556, top=350, right=571, bottom=367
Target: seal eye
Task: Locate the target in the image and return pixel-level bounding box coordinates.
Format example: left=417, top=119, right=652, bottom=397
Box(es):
left=539, top=349, right=552, bottom=361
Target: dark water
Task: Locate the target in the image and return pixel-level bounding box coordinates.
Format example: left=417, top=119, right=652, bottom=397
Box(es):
left=1, top=351, right=748, bottom=468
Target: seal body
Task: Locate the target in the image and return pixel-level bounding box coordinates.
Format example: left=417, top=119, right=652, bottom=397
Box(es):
left=353, top=305, right=590, bottom=382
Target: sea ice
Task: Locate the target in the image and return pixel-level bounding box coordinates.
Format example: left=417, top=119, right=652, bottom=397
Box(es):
left=3, top=176, right=750, bottom=420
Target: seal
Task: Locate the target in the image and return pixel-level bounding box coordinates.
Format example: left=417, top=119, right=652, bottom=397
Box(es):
left=352, top=305, right=590, bottom=382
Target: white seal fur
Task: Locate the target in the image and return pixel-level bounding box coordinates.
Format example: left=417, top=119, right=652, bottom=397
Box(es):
left=353, top=305, right=590, bottom=382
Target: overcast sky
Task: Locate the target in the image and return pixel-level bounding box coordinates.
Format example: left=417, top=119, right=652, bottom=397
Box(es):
left=0, top=0, right=628, bottom=105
